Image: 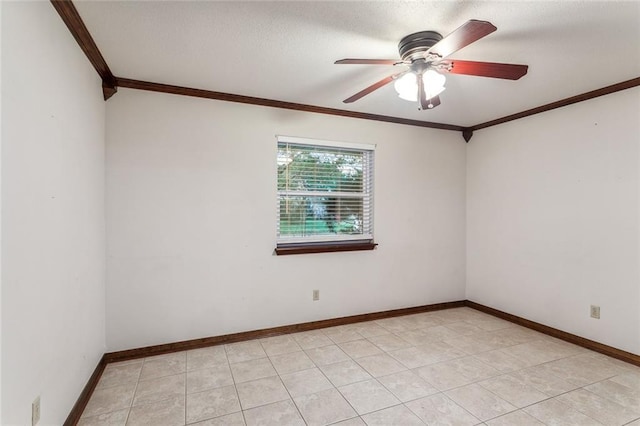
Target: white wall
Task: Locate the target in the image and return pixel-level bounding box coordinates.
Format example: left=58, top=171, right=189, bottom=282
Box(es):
left=467, top=88, right=640, bottom=355
left=1, top=2, right=106, bottom=424
left=105, top=89, right=467, bottom=351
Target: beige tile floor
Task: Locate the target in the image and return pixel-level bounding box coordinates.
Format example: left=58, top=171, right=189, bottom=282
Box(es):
left=78, top=307, right=640, bottom=426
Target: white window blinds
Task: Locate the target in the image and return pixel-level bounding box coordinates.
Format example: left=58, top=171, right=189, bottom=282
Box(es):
left=277, top=136, right=375, bottom=245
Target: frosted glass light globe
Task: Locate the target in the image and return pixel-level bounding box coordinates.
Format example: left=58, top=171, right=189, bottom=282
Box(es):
left=394, top=70, right=446, bottom=102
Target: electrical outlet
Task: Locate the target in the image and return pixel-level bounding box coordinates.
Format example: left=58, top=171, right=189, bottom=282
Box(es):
left=32, top=396, right=40, bottom=426
left=590, top=305, right=600, bottom=319
left=312, top=290, right=319, bottom=301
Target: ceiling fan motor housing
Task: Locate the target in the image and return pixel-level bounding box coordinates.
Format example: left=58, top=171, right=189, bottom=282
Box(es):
left=398, top=31, right=443, bottom=61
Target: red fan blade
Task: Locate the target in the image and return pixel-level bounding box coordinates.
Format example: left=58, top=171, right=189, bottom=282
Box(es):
left=343, top=73, right=404, bottom=103
left=335, top=59, right=401, bottom=65
left=445, top=59, right=528, bottom=80
left=428, top=20, right=497, bottom=58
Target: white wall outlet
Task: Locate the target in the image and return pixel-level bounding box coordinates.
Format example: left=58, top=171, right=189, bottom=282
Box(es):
left=312, top=289, right=319, bottom=301
left=590, top=305, right=601, bottom=319
left=32, top=396, right=41, bottom=426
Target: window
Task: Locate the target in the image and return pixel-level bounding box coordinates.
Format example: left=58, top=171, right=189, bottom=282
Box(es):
left=276, top=136, right=376, bottom=255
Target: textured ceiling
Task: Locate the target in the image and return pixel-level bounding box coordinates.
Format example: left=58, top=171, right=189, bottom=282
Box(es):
left=75, top=1, right=640, bottom=127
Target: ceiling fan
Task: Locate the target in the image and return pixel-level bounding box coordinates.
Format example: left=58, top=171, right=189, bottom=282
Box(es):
left=335, top=20, right=528, bottom=110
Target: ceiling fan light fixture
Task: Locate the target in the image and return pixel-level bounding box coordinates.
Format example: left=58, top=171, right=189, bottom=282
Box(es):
left=394, top=70, right=446, bottom=102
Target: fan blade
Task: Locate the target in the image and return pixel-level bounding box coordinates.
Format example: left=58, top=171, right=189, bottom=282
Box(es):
left=428, top=20, right=497, bottom=58
left=445, top=59, right=528, bottom=80
left=335, top=59, right=401, bottom=65
left=343, top=73, right=403, bottom=103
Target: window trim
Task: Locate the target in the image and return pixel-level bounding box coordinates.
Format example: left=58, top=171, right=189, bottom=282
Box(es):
left=276, top=135, right=376, bottom=254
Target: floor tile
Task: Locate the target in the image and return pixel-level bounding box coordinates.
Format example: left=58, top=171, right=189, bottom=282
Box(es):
left=280, top=367, right=334, bottom=397
left=338, top=379, right=400, bottom=415
left=127, top=396, right=185, bottom=426
left=243, top=399, right=305, bottom=426
left=499, top=340, right=576, bottom=367
left=433, top=308, right=481, bottom=324
left=230, top=357, right=276, bottom=384
left=444, top=321, right=485, bottom=336
left=269, top=351, right=316, bottom=375
left=374, top=317, right=410, bottom=333
left=610, top=370, right=640, bottom=389
left=187, top=364, right=234, bottom=393
left=414, top=361, right=472, bottom=391
left=187, top=346, right=228, bottom=371
left=319, top=360, right=372, bottom=387
left=291, top=330, right=333, bottom=350
left=473, top=349, right=529, bottom=372
left=405, top=393, right=479, bottom=426
left=236, top=376, right=290, bottom=409
left=331, top=417, right=366, bottom=425
left=585, top=378, right=640, bottom=412
left=97, top=361, right=142, bottom=389
left=133, top=373, right=185, bottom=406
left=443, top=334, right=501, bottom=354
left=226, top=341, right=267, bottom=364
left=361, top=404, right=424, bottom=425
left=293, top=388, right=357, bottom=426
left=543, top=353, right=623, bottom=386
left=367, top=334, right=412, bottom=352
left=401, top=325, right=461, bottom=345
left=444, top=356, right=501, bottom=381
left=348, top=322, right=390, bottom=338
left=324, top=327, right=363, bottom=344
left=377, top=370, right=438, bottom=402
left=557, top=388, right=640, bottom=425
left=186, top=385, right=241, bottom=424
left=260, top=335, right=301, bottom=357
left=488, top=326, right=540, bottom=345
left=77, top=409, right=129, bottom=426
left=139, top=352, right=187, bottom=381
left=413, top=341, right=467, bottom=364
left=188, top=412, right=245, bottom=425
left=510, top=364, right=578, bottom=396
left=472, top=316, right=514, bottom=331
left=356, top=353, right=407, bottom=377
left=414, top=356, right=498, bottom=391
left=445, top=383, right=516, bottom=421
left=388, top=346, right=438, bottom=369
left=79, top=310, right=640, bottom=426
left=338, top=339, right=383, bottom=359
left=523, top=398, right=603, bottom=425
left=82, top=382, right=137, bottom=417
left=305, top=344, right=350, bottom=366
left=485, top=410, right=544, bottom=425
left=400, top=313, right=442, bottom=330
left=478, top=374, right=548, bottom=408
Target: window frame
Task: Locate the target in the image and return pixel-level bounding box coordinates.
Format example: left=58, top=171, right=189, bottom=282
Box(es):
left=275, top=135, right=376, bottom=255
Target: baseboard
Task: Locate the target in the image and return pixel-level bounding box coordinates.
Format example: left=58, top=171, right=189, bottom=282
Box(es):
left=63, top=354, right=107, bottom=426
left=465, top=300, right=640, bottom=367
left=104, top=300, right=466, bottom=363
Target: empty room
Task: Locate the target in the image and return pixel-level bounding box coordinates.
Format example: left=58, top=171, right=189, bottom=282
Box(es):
left=2, top=0, right=640, bottom=425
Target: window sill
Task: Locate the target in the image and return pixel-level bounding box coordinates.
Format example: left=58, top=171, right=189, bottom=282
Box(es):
left=275, top=242, right=378, bottom=256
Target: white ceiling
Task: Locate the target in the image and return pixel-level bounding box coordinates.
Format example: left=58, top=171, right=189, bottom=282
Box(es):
left=75, top=1, right=640, bottom=127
